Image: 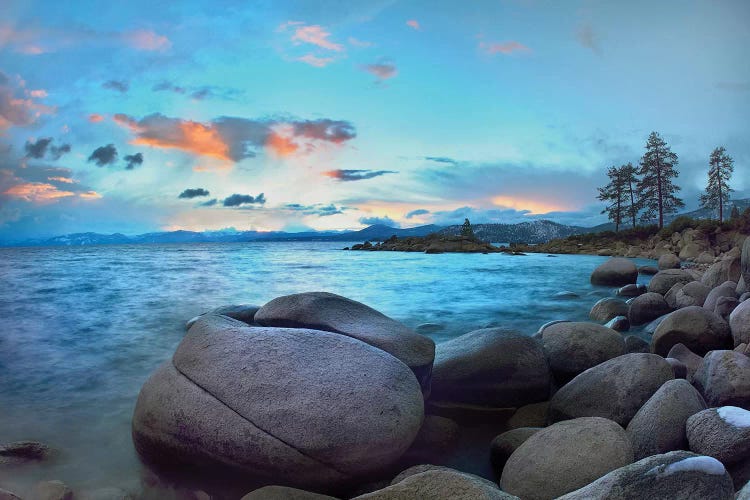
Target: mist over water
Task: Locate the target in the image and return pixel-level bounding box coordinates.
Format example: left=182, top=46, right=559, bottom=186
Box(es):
left=0, top=242, right=654, bottom=495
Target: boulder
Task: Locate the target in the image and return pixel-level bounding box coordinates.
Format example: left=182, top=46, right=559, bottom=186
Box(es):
left=647, top=269, right=695, bottom=295
left=666, top=343, right=704, bottom=382
left=693, top=350, right=750, bottom=408
left=32, top=481, right=73, bottom=500
left=548, top=353, right=674, bottom=426
left=679, top=243, right=703, bottom=260
left=731, top=299, right=750, bottom=346
left=617, top=284, right=647, bottom=298
left=664, top=357, right=687, bottom=379
left=702, top=256, right=741, bottom=289
left=714, top=296, right=740, bottom=319
left=704, top=281, right=738, bottom=312
left=431, top=328, right=550, bottom=409
left=500, top=417, right=634, bottom=500
left=400, top=415, right=459, bottom=463
left=132, top=318, right=425, bottom=489
left=663, top=283, right=684, bottom=309
left=743, top=292, right=750, bottom=302
left=629, top=293, right=671, bottom=326
left=591, top=258, right=638, bottom=286
left=507, top=402, right=549, bottom=429
left=254, top=292, right=435, bottom=392
left=557, top=451, right=734, bottom=500
left=241, top=486, right=338, bottom=500
left=651, top=306, right=732, bottom=356
left=658, top=254, right=681, bottom=270
left=675, top=281, right=711, bottom=308
left=624, top=335, right=649, bottom=353
left=625, top=379, right=707, bottom=460
left=687, top=407, right=750, bottom=465
left=642, top=314, right=670, bottom=335
left=639, top=266, right=659, bottom=276
left=490, top=427, right=541, bottom=473
left=0, top=440, right=53, bottom=464
left=0, top=488, right=21, bottom=500
left=739, top=275, right=748, bottom=295
left=589, top=298, right=629, bottom=323
left=605, top=316, right=630, bottom=332
left=541, top=322, right=624, bottom=381
left=696, top=251, right=716, bottom=264
left=743, top=237, right=750, bottom=289
left=78, top=487, right=134, bottom=500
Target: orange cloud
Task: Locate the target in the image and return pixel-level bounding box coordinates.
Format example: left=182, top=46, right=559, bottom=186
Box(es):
left=132, top=120, right=230, bottom=160
left=79, top=190, right=102, bottom=199
left=491, top=195, right=566, bottom=214
left=3, top=182, right=75, bottom=202
left=0, top=74, right=56, bottom=132
left=291, top=24, right=343, bottom=52
left=88, top=113, right=105, bottom=123
left=266, top=130, right=299, bottom=157
left=406, top=20, right=420, bottom=30
left=47, top=176, right=74, bottom=184
left=479, top=40, right=531, bottom=55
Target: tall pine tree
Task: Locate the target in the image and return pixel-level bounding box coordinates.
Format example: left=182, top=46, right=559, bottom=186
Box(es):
left=598, top=166, right=628, bottom=231
left=637, top=132, right=684, bottom=228
left=620, top=162, right=639, bottom=229
left=699, top=146, right=734, bottom=222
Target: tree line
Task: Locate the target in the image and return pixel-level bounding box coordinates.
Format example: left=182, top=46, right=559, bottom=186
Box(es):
left=598, top=131, right=735, bottom=230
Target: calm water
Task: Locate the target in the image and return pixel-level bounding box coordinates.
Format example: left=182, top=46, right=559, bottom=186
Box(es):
left=0, top=242, right=654, bottom=495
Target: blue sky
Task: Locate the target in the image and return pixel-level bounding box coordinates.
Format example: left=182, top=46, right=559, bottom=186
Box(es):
left=1, top=0, right=748, bottom=240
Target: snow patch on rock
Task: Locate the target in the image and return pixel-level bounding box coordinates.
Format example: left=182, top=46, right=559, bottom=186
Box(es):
left=718, top=406, right=750, bottom=428
left=648, top=456, right=726, bottom=477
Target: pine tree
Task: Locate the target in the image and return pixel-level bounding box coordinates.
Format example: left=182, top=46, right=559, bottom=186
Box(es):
left=637, top=132, right=684, bottom=228
left=699, top=146, right=734, bottom=222
left=620, top=162, right=640, bottom=229
left=598, top=166, right=628, bottom=231
left=730, top=205, right=740, bottom=220
left=461, top=218, right=475, bottom=239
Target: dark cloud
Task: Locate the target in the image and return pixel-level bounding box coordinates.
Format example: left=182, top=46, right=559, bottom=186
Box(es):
left=102, top=80, right=129, bottom=93
left=25, top=138, right=70, bottom=160
left=178, top=188, right=210, bottom=199
left=424, top=156, right=459, bottom=166
left=223, top=193, right=266, bottom=207
left=123, top=152, right=144, bottom=170
left=152, top=81, right=239, bottom=101
left=152, top=81, right=186, bottom=94
left=87, top=144, right=118, bottom=166
left=359, top=215, right=400, bottom=227
left=291, top=119, right=356, bottom=143
left=199, top=198, right=218, bottom=207
left=50, top=143, right=71, bottom=160
left=285, top=203, right=344, bottom=217
left=363, top=61, right=397, bottom=82
left=405, top=208, right=430, bottom=219
left=324, top=169, right=396, bottom=181
left=576, top=23, right=601, bottom=55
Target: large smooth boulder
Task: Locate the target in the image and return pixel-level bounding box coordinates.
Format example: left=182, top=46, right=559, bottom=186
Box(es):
left=693, top=350, right=750, bottom=408
left=666, top=343, right=703, bottom=382
left=617, top=284, right=647, bottom=297
left=549, top=353, right=674, bottom=426
left=663, top=283, right=684, bottom=309
left=132, top=317, right=424, bottom=489
left=651, top=306, right=732, bottom=356
left=731, top=299, right=750, bottom=347
left=254, top=292, right=435, bottom=392
left=702, top=256, right=741, bottom=289
left=687, top=407, right=750, bottom=465
left=591, top=258, right=638, bottom=286
left=507, top=402, right=549, bottom=429
left=624, top=335, right=649, bottom=353
left=541, top=322, right=625, bottom=381
left=500, top=417, right=634, bottom=500
left=704, top=281, right=738, bottom=312
left=589, top=298, right=629, bottom=323
left=400, top=415, right=459, bottom=463
left=625, top=379, right=707, bottom=460
left=490, top=427, right=541, bottom=473
left=557, top=451, right=734, bottom=500
left=658, top=254, right=681, bottom=270
left=743, top=237, right=750, bottom=290
left=431, top=328, right=550, bottom=409
left=647, top=269, right=694, bottom=295
left=628, top=292, right=671, bottom=326
left=241, top=486, right=338, bottom=500
left=675, top=281, right=711, bottom=308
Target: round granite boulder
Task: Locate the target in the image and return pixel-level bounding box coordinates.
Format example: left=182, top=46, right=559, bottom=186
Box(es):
left=589, top=298, right=630, bottom=323
left=591, top=258, right=638, bottom=286
left=651, top=306, right=732, bottom=356
left=241, top=486, right=338, bottom=500
left=675, top=281, right=711, bottom=308
left=693, top=350, right=750, bottom=408
left=687, top=407, right=750, bottom=465
left=541, top=322, right=625, bottom=381
left=490, top=427, right=541, bottom=474
left=666, top=343, right=704, bottom=382
left=548, top=353, right=674, bottom=426
left=624, top=335, right=649, bottom=354
left=132, top=315, right=425, bottom=490
left=617, top=284, right=647, bottom=298
left=704, top=281, right=738, bottom=313
left=647, top=269, right=695, bottom=295
left=743, top=237, right=750, bottom=289
left=628, top=292, right=671, bottom=326
left=731, top=299, right=750, bottom=347
left=500, top=417, right=634, bottom=500
left=702, top=256, right=741, bottom=289
left=658, top=254, right=681, bottom=270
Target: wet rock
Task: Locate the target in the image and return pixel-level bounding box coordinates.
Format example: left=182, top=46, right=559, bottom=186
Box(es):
left=647, top=269, right=695, bottom=295
left=0, top=440, right=53, bottom=464
left=490, top=427, right=541, bottom=474
left=629, top=293, right=671, bottom=326
left=625, top=379, right=707, bottom=459
left=507, top=402, right=549, bottom=429
left=557, top=451, right=734, bottom=500
left=400, top=415, right=459, bottom=464
left=254, top=292, right=435, bottom=392
left=687, top=407, right=750, bottom=465
left=591, top=258, right=639, bottom=286
left=693, top=350, right=750, bottom=408
left=589, top=298, right=629, bottom=323
left=241, top=486, right=339, bottom=500
left=500, top=417, right=634, bottom=500
left=431, top=328, right=550, bottom=409
left=624, top=335, right=649, bottom=353
left=548, top=353, right=674, bottom=426
left=731, top=299, right=750, bottom=346
left=664, top=357, right=687, bottom=379
left=642, top=314, right=670, bottom=335
left=651, top=306, right=731, bottom=356
left=704, top=281, right=738, bottom=312
left=658, top=253, right=681, bottom=270
left=541, top=322, right=625, bottom=381
left=702, top=256, right=742, bottom=289
left=675, top=281, right=711, bottom=308
left=605, top=316, right=630, bottom=332
left=32, top=480, right=73, bottom=500
left=617, top=284, right=647, bottom=297
left=639, top=266, right=659, bottom=276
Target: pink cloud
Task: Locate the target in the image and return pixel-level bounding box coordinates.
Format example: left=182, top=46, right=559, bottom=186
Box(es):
left=296, top=54, right=335, bottom=68
left=29, top=89, right=47, bottom=98
left=363, top=62, right=397, bottom=81
left=479, top=40, right=531, bottom=55
left=290, top=24, right=343, bottom=52
left=122, top=29, right=171, bottom=52
left=0, top=72, right=55, bottom=133
left=88, top=113, right=105, bottom=123
left=406, top=20, right=420, bottom=30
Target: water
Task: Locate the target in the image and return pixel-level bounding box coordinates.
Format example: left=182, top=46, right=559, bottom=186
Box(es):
left=0, top=241, right=654, bottom=496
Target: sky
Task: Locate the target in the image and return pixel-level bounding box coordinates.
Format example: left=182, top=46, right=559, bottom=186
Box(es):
left=0, top=0, right=748, bottom=240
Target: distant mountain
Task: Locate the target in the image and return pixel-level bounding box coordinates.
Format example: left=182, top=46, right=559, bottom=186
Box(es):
left=664, top=198, right=750, bottom=223
left=438, top=220, right=589, bottom=244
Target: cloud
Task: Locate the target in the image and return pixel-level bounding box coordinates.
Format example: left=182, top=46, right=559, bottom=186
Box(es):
left=359, top=215, right=400, bottom=227
left=114, top=112, right=357, bottom=161
left=406, top=20, right=420, bottom=30
left=405, top=208, right=430, bottom=219
left=152, top=81, right=186, bottom=94
left=0, top=70, right=55, bottom=132
left=424, top=156, right=459, bottom=166
left=152, top=81, right=239, bottom=100
left=296, top=54, right=336, bottom=67
left=199, top=198, right=218, bottom=207
left=124, top=152, right=144, bottom=170
left=24, top=137, right=71, bottom=160
left=348, top=37, right=373, bottom=48
left=223, top=193, right=266, bottom=207
left=122, top=29, right=171, bottom=52
left=285, top=203, right=345, bottom=217
left=178, top=187, right=210, bottom=199
left=87, top=144, right=118, bottom=166
left=287, top=23, right=343, bottom=52
left=88, top=113, right=105, bottom=123
left=363, top=61, right=397, bottom=81
left=323, top=169, right=396, bottom=181
left=0, top=24, right=172, bottom=54
left=576, top=23, right=601, bottom=55
left=102, top=80, right=129, bottom=93
left=716, top=82, right=750, bottom=92
left=479, top=41, right=531, bottom=55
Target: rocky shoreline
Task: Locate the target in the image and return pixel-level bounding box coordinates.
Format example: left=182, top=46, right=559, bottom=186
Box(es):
left=2, top=236, right=750, bottom=499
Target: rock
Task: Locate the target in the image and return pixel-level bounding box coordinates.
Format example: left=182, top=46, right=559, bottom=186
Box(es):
left=624, top=335, right=649, bottom=353
left=680, top=243, right=703, bottom=260
left=254, top=292, right=435, bottom=391
left=211, top=304, right=261, bottom=324
left=675, top=281, right=711, bottom=308
left=353, top=467, right=517, bottom=499
left=731, top=299, right=750, bottom=346
left=589, top=298, right=629, bottom=323
left=0, top=440, right=53, bottom=464
left=639, top=265, right=659, bottom=275
left=490, top=427, right=541, bottom=474
left=535, top=320, right=570, bottom=338
left=642, top=314, right=670, bottom=335
left=400, top=415, right=459, bottom=463
left=704, top=281, right=738, bottom=312
left=743, top=237, right=750, bottom=290
left=696, top=251, right=716, bottom=264
left=693, top=350, right=750, bottom=408
left=687, top=407, right=750, bottom=465
left=664, top=357, right=687, bottom=379
left=541, top=322, right=625, bottom=381
left=79, top=488, right=135, bottom=500
left=663, top=283, right=684, bottom=309
left=431, top=328, right=550, bottom=409
left=507, top=402, right=549, bottom=429
left=702, top=256, right=742, bottom=288
left=415, top=323, right=443, bottom=334
left=736, top=343, right=748, bottom=353
left=743, top=292, right=750, bottom=302
left=738, top=479, right=750, bottom=500
left=715, top=296, right=740, bottom=319
left=132, top=318, right=425, bottom=489
left=629, top=292, right=671, bottom=326
left=549, top=353, right=674, bottom=426
left=591, top=258, right=639, bottom=286
left=32, top=480, right=73, bottom=500
left=556, top=451, right=734, bottom=500
left=666, top=343, right=704, bottom=382
left=241, top=486, right=339, bottom=500
left=651, top=306, right=731, bottom=356
left=647, top=269, right=695, bottom=295
left=500, top=417, right=634, bottom=500
left=605, top=315, right=630, bottom=332
left=617, top=284, right=647, bottom=297
left=658, top=254, right=681, bottom=270
left=625, top=379, right=707, bottom=460
left=739, top=275, right=747, bottom=295
left=0, top=488, right=21, bottom=500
